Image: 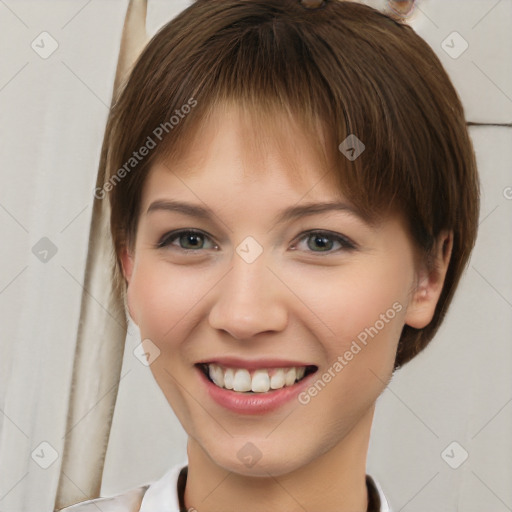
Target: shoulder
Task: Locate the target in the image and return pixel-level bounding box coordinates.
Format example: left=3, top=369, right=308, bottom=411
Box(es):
left=56, top=484, right=150, bottom=512
left=56, top=461, right=187, bottom=512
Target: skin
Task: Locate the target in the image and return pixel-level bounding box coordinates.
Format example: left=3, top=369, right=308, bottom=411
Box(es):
left=121, top=104, right=452, bottom=512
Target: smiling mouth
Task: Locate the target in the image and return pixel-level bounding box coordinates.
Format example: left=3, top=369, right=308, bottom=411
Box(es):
left=198, top=363, right=318, bottom=393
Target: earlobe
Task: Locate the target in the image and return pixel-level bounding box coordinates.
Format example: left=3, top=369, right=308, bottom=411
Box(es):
left=405, top=230, right=453, bottom=329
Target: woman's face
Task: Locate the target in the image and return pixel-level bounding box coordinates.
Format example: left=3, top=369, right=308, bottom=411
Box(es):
left=122, top=105, right=437, bottom=476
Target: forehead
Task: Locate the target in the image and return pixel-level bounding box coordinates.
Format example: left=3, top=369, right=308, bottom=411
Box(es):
left=145, top=101, right=342, bottom=201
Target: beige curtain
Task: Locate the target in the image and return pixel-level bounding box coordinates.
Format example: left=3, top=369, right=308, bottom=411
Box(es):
left=54, top=1, right=148, bottom=509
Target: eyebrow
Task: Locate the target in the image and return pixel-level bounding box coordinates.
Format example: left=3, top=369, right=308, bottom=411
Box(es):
left=146, top=199, right=371, bottom=226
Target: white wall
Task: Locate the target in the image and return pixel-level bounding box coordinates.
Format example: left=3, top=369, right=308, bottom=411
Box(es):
left=0, top=1, right=510, bottom=511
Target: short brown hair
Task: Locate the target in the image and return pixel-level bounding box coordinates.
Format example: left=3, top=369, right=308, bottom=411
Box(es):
left=99, top=0, right=480, bottom=369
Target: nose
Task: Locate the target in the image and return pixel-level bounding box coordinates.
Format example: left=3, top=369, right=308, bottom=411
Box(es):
left=208, top=252, right=289, bottom=340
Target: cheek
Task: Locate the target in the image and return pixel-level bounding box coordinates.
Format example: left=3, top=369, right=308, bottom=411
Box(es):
left=294, top=258, right=411, bottom=364
left=128, top=259, right=208, bottom=340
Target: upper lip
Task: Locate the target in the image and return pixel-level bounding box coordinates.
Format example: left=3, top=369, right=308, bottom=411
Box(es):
left=196, top=357, right=317, bottom=370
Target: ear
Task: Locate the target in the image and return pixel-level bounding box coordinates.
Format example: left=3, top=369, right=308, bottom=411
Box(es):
left=120, top=245, right=138, bottom=324
left=405, top=230, right=453, bottom=329
left=120, top=245, right=135, bottom=284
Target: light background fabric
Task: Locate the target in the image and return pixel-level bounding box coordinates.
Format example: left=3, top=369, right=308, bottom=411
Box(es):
left=0, top=1, right=510, bottom=511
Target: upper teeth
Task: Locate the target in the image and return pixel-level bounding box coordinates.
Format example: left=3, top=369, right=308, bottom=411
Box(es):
left=206, top=364, right=307, bottom=393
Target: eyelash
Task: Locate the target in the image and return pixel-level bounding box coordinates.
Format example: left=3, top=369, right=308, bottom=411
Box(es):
left=156, top=229, right=357, bottom=255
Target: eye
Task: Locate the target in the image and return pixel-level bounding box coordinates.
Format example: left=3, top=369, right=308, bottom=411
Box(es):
left=291, top=230, right=356, bottom=254
left=156, top=229, right=356, bottom=255
left=157, top=229, right=218, bottom=252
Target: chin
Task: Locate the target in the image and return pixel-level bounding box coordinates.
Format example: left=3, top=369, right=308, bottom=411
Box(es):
left=206, top=439, right=309, bottom=478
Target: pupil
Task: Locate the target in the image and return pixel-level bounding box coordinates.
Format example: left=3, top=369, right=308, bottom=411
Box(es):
left=310, top=234, right=332, bottom=251
left=183, top=233, right=202, bottom=249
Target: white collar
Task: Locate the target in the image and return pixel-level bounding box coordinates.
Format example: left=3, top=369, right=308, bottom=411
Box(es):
left=139, top=461, right=187, bottom=512
left=139, top=462, right=392, bottom=512
left=373, top=477, right=392, bottom=511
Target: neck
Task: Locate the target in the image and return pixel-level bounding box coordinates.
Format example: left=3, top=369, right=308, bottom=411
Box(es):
left=183, top=406, right=374, bottom=512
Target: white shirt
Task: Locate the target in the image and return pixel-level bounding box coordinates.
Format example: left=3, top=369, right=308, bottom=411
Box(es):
left=60, top=460, right=392, bottom=511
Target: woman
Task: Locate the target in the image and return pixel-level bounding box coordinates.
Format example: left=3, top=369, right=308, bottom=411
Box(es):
left=60, top=0, right=479, bottom=510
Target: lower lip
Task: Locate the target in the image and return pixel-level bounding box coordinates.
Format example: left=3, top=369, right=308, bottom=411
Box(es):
left=196, top=365, right=317, bottom=415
